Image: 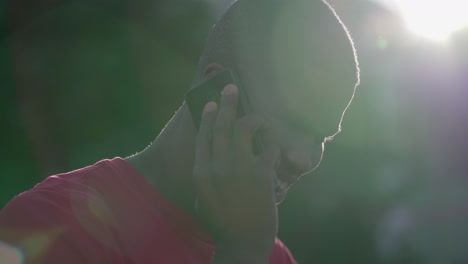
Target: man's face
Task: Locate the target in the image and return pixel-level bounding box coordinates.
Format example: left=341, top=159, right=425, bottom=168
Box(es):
left=235, top=35, right=355, bottom=204
left=231, top=5, right=356, bottom=203
left=241, top=73, right=325, bottom=203
left=240, top=52, right=357, bottom=203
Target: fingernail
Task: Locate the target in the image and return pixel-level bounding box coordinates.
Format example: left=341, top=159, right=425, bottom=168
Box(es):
left=222, top=84, right=237, bottom=95
left=204, top=102, right=217, bottom=112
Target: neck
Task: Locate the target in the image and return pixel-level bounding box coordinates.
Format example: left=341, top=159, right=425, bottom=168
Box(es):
left=126, top=103, right=198, bottom=214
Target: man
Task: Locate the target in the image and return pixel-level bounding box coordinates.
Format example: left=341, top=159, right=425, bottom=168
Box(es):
left=0, top=0, right=359, bottom=263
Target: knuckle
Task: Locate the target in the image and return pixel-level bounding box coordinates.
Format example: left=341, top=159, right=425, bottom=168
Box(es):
left=213, top=121, right=231, bottom=134
left=219, top=97, right=235, bottom=112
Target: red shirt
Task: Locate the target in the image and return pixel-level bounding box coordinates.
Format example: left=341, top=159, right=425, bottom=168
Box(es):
left=0, top=157, right=296, bottom=264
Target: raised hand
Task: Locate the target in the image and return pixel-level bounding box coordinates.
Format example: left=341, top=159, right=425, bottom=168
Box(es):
left=193, top=84, right=280, bottom=264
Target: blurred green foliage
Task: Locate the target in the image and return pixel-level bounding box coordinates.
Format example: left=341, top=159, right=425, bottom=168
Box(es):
left=2, top=0, right=468, bottom=263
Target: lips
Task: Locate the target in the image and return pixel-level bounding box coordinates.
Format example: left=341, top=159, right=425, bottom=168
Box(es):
left=273, top=169, right=302, bottom=202
left=276, top=170, right=300, bottom=188
left=275, top=178, right=290, bottom=192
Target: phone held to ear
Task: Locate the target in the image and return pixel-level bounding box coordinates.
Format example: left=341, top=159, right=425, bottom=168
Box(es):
left=185, top=68, right=264, bottom=154
left=186, top=69, right=280, bottom=189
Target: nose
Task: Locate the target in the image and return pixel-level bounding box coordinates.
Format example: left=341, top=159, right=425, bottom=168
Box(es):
left=280, top=143, right=317, bottom=177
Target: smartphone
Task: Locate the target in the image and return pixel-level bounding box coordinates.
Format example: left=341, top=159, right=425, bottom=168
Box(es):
left=185, top=68, right=264, bottom=155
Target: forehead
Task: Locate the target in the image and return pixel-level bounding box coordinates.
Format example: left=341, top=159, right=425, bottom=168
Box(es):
left=245, top=73, right=351, bottom=140
left=241, top=10, right=357, bottom=137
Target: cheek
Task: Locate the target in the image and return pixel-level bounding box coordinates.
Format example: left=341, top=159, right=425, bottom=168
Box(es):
left=257, top=126, right=281, bottom=149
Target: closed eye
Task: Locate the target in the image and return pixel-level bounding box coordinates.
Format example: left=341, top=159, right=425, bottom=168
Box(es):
left=279, top=114, right=325, bottom=144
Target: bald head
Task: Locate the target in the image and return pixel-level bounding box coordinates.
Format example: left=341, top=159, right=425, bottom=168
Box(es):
left=193, top=0, right=360, bottom=139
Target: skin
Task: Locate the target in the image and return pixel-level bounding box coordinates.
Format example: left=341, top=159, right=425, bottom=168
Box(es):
left=125, top=64, right=324, bottom=263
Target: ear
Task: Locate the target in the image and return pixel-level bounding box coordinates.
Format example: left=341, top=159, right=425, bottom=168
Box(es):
left=203, top=63, right=225, bottom=80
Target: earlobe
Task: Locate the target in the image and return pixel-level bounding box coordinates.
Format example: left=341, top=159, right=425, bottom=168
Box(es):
left=203, top=63, right=225, bottom=80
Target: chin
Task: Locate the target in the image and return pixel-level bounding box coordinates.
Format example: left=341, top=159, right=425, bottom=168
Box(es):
left=275, top=189, right=288, bottom=204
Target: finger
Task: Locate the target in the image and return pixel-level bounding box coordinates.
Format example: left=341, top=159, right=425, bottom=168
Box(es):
left=212, top=84, right=239, bottom=157
left=258, top=143, right=280, bottom=182
left=233, top=114, right=268, bottom=158
left=195, top=102, right=218, bottom=168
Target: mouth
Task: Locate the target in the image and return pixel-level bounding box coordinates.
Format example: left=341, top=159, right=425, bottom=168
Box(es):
left=273, top=169, right=302, bottom=202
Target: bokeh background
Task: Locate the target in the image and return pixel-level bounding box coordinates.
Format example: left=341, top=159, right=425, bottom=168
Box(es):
left=1, top=0, right=467, bottom=263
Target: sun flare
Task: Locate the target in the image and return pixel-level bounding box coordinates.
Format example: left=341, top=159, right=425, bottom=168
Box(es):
left=384, top=0, right=468, bottom=41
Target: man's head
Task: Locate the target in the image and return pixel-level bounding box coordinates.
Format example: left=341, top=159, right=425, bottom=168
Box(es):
left=193, top=0, right=359, bottom=136
left=190, top=0, right=360, bottom=201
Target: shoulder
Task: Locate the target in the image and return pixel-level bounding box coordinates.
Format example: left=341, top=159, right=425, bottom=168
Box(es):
left=269, top=237, right=297, bottom=264
left=0, top=187, right=108, bottom=263
left=0, top=159, right=125, bottom=263
left=0, top=158, right=131, bottom=231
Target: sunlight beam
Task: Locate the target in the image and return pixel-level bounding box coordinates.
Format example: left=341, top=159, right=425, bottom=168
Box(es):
left=380, top=0, right=468, bottom=41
